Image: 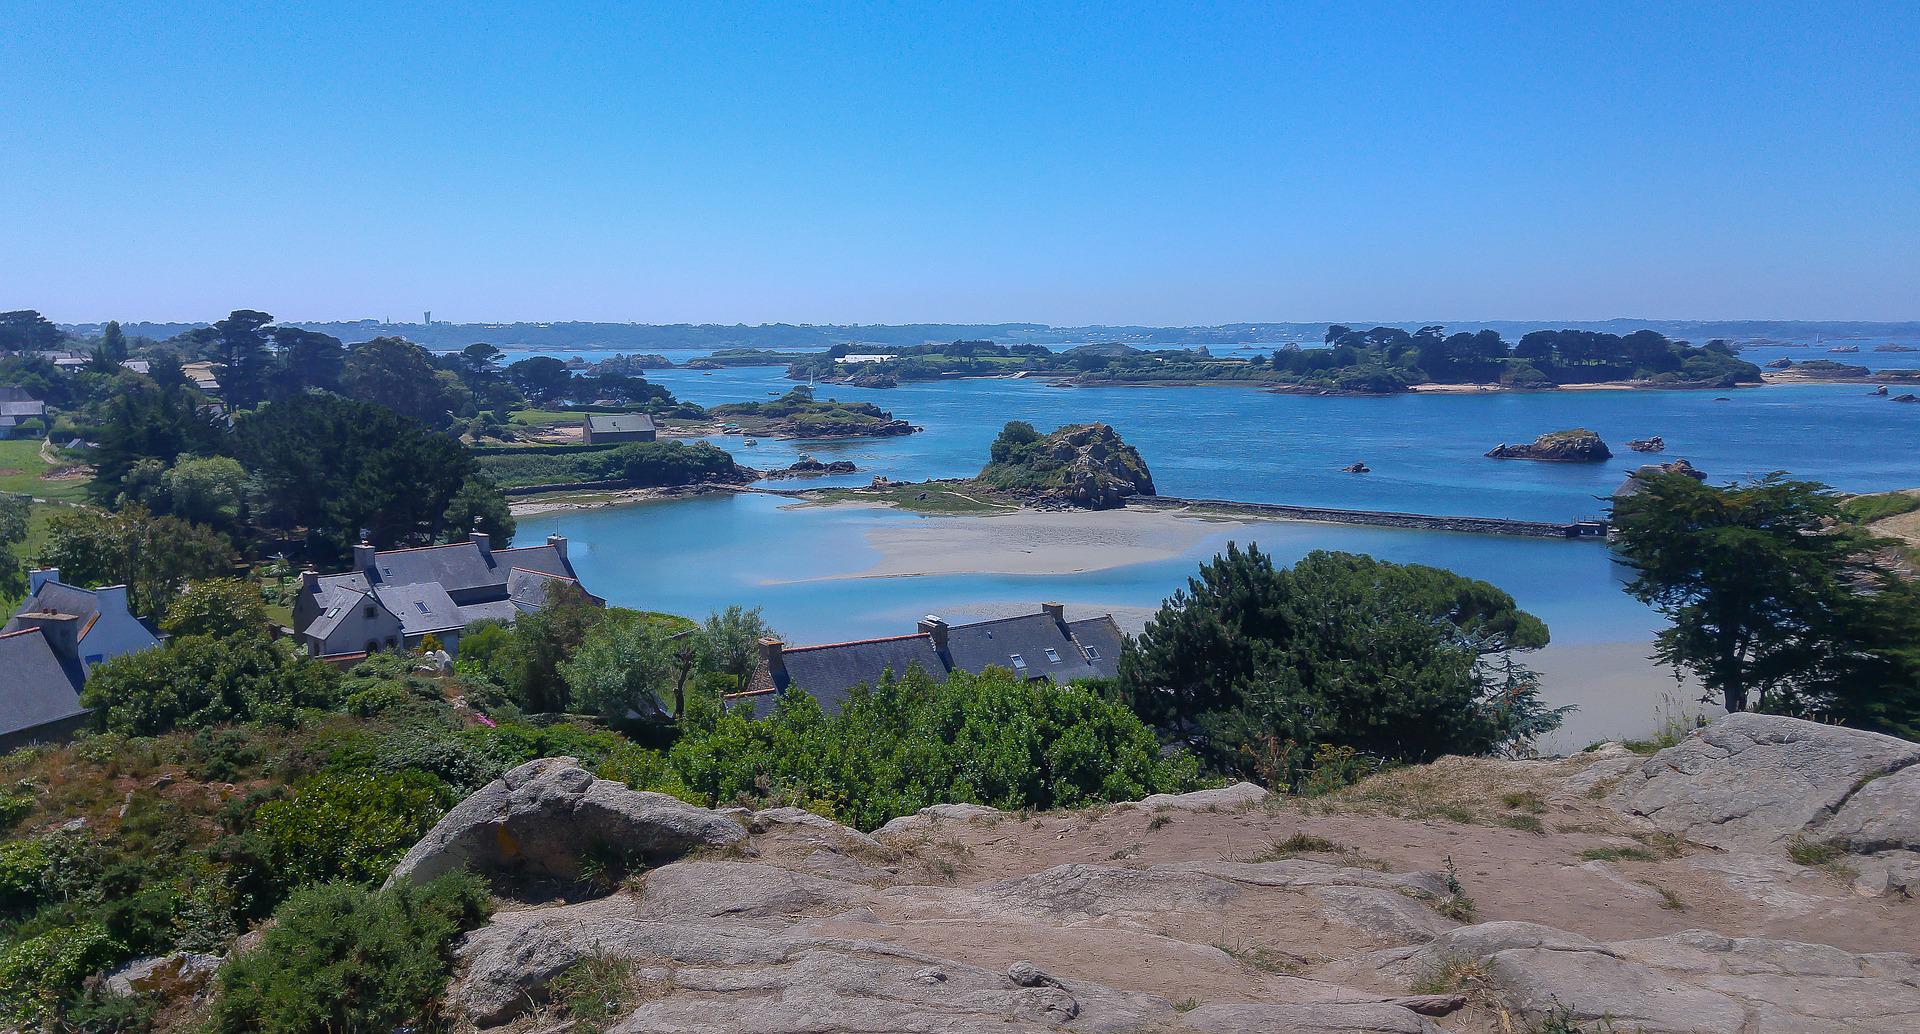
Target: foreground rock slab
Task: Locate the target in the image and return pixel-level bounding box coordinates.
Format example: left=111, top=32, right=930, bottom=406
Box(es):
left=1610, top=712, right=1920, bottom=852
left=405, top=713, right=1920, bottom=1033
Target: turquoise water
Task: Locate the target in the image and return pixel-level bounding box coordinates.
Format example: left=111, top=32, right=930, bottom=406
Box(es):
left=645, top=365, right=1915, bottom=523
left=508, top=353, right=1913, bottom=744
left=517, top=491, right=1651, bottom=645
left=517, top=366, right=1914, bottom=636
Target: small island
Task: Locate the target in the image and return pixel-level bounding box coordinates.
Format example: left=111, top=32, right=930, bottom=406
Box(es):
left=701, top=387, right=916, bottom=439
left=973, top=421, right=1156, bottom=509
left=801, top=421, right=1156, bottom=513
left=1486, top=428, right=1613, bottom=462
left=782, top=325, right=1767, bottom=395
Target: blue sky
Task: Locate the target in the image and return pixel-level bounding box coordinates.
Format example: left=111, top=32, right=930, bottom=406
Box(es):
left=3, top=2, right=1916, bottom=325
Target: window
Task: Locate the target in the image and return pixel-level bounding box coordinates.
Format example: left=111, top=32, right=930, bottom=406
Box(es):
left=1043, top=648, right=1061, bottom=663
left=1084, top=646, right=1101, bottom=660
left=386, top=636, right=398, bottom=648
left=364, top=605, right=377, bottom=619
left=414, top=601, right=430, bottom=613
left=365, top=640, right=379, bottom=654
left=1009, top=653, right=1027, bottom=669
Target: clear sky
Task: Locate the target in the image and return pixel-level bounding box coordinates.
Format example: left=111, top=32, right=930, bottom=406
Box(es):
left=4, top=2, right=1916, bottom=326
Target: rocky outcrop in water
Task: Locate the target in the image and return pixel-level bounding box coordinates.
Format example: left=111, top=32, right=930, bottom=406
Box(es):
left=977, top=422, right=1156, bottom=510
left=760, top=457, right=859, bottom=479
left=1626, top=436, right=1665, bottom=452
left=1485, top=428, right=1612, bottom=462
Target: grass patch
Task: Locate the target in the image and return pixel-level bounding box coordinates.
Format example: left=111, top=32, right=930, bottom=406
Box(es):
left=1217, top=943, right=1301, bottom=974
left=1243, top=832, right=1344, bottom=861
left=1410, top=957, right=1490, bottom=996
left=806, top=483, right=1016, bottom=515
left=1786, top=836, right=1845, bottom=867
left=1841, top=491, right=1920, bottom=524
left=1578, top=846, right=1656, bottom=863
left=1146, top=812, right=1172, bottom=830
left=0, top=441, right=92, bottom=503
left=1639, top=880, right=1688, bottom=912
left=1497, top=814, right=1546, bottom=835
left=1500, top=790, right=1547, bottom=813
left=550, top=954, right=640, bottom=1031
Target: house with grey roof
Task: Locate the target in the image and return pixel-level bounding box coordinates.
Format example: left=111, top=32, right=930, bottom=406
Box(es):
left=1, top=570, right=162, bottom=750
left=292, top=532, right=601, bottom=661
left=0, top=386, right=46, bottom=437
left=728, top=603, right=1124, bottom=718
left=4, top=570, right=161, bottom=676
left=0, top=629, right=89, bottom=752
left=581, top=412, right=656, bottom=444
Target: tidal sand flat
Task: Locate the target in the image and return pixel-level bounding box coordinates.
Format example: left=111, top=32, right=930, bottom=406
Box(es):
left=793, top=503, right=1264, bottom=580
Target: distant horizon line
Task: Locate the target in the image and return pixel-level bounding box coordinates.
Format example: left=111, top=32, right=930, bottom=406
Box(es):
left=50, top=316, right=1920, bottom=331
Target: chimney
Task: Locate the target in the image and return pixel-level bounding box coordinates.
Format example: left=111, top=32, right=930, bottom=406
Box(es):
left=27, top=569, right=57, bottom=595
left=758, top=636, right=786, bottom=679
left=300, top=568, right=320, bottom=593
left=353, top=541, right=376, bottom=575
left=14, top=613, right=80, bottom=658
left=1041, top=601, right=1065, bottom=625
left=471, top=529, right=492, bottom=559
left=917, top=615, right=950, bottom=654
left=92, top=584, right=129, bottom=618
left=547, top=533, right=568, bottom=560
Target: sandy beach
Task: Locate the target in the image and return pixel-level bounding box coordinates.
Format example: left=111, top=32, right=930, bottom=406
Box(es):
left=787, top=501, right=1697, bottom=752
left=796, top=503, right=1266, bottom=580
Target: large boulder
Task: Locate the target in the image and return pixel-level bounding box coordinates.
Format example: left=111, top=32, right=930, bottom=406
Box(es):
left=1609, top=712, right=1920, bottom=852
left=1485, top=428, right=1612, bottom=462
left=385, top=757, right=747, bottom=887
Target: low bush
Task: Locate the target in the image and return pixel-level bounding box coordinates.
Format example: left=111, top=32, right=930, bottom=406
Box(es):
left=211, top=873, right=491, bottom=1034
left=668, top=666, right=1202, bottom=830
left=476, top=439, right=738, bottom=488
left=81, top=633, right=341, bottom=735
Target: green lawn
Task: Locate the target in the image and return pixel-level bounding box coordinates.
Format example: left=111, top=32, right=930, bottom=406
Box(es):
left=0, top=439, right=93, bottom=503
left=506, top=408, right=579, bottom=428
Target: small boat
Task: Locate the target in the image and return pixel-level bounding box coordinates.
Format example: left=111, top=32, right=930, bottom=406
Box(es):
left=743, top=438, right=758, bottom=446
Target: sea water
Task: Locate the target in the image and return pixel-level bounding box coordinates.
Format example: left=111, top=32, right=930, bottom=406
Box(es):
left=506, top=355, right=1914, bottom=747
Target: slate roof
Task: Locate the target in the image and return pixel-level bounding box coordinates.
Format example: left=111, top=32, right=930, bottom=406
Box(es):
left=303, top=588, right=373, bottom=642
left=585, top=412, right=656, bottom=435
left=372, top=582, right=465, bottom=636
left=0, top=387, right=42, bottom=418
left=0, top=628, right=87, bottom=738
left=505, top=568, right=599, bottom=612
left=943, top=613, right=1109, bottom=684
left=735, top=608, right=1124, bottom=719
left=2, top=581, right=102, bottom=634
left=314, top=541, right=574, bottom=599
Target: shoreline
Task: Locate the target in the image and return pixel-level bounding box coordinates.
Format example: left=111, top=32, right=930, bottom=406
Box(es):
left=797, top=371, right=1908, bottom=394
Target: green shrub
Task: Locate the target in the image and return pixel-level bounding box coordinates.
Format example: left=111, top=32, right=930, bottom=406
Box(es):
left=243, top=771, right=453, bottom=894
left=669, top=666, right=1201, bottom=830
left=0, top=923, right=118, bottom=1026
left=211, top=873, right=491, bottom=1034
left=81, top=634, right=342, bottom=736
left=0, top=793, right=30, bottom=832
left=476, top=440, right=738, bottom=488
left=0, top=838, right=51, bottom=912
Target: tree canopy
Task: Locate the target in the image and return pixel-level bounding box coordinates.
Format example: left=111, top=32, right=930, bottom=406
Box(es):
left=1119, top=546, right=1561, bottom=784
left=1611, top=471, right=1920, bottom=735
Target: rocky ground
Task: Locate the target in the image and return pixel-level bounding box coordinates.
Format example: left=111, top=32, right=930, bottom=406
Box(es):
left=385, top=713, right=1917, bottom=1033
